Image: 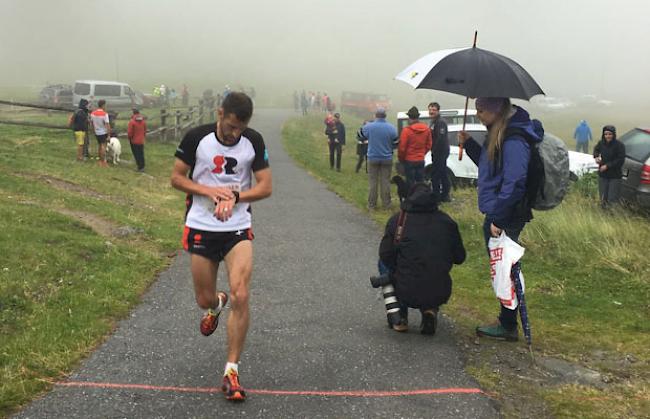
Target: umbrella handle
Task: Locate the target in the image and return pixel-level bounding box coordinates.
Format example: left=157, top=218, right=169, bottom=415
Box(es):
left=459, top=96, right=470, bottom=161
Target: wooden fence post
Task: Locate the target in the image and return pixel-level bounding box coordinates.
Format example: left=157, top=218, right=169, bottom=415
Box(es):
left=175, top=110, right=182, bottom=140
left=160, top=109, right=168, bottom=141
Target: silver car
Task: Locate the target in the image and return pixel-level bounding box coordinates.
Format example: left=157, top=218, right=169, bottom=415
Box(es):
left=620, top=127, right=650, bottom=208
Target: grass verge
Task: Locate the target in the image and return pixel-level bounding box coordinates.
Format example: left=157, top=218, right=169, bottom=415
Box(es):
left=282, top=114, right=649, bottom=418
left=0, top=123, right=185, bottom=417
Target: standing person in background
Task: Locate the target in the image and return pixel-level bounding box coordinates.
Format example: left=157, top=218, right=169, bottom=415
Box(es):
left=128, top=109, right=147, bottom=172
left=300, top=90, right=309, bottom=116
left=458, top=97, right=542, bottom=341
left=293, top=91, right=299, bottom=112
left=69, top=98, right=90, bottom=161
left=398, top=106, right=432, bottom=188
left=90, top=99, right=111, bottom=167
left=363, top=107, right=398, bottom=210
left=573, top=120, right=593, bottom=153
left=182, top=84, right=190, bottom=106
left=593, top=125, right=626, bottom=209
left=333, top=113, right=346, bottom=172
left=428, top=102, right=451, bottom=202
left=355, top=120, right=369, bottom=173
left=324, top=113, right=339, bottom=170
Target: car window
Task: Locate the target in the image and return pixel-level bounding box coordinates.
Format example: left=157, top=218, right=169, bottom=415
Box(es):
left=620, top=129, right=650, bottom=162
left=94, top=84, right=122, bottom=96
left=74, top=83, right=90, bottom=95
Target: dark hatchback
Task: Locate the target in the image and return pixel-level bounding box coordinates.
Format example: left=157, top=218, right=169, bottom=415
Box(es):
left=620, top=127, right=650, bottom=208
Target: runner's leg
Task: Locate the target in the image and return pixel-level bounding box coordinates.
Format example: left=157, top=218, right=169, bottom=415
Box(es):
left=190, top=253, right=219, bottom=309
left=224, top=240, right=253, bottom=362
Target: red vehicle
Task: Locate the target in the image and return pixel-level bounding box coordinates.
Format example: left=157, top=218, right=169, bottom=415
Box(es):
left=340, top=91, right=390, bottom=116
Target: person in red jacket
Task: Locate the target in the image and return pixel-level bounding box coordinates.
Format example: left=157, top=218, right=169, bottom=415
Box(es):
left=398, top=106, right=432, bottom=188
left=127, top=109, right=147, bottom=172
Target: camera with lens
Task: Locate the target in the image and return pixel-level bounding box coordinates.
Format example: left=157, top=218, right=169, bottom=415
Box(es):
left=369, top=273, right=402, bottom=326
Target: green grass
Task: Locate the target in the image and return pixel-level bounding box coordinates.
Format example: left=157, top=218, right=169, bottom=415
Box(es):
left=0, top=123, right=186, bottom=417
left=282, top=114, right=650, bottom=418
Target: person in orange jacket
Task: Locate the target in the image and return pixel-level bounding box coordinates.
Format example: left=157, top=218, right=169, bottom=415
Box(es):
left=398, top=106, right=432, bottom=188
left=127, top=109, right=147, bottom=172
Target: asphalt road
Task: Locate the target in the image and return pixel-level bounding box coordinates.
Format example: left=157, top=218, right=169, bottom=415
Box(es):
left=15, top=109, right=498, bottom=418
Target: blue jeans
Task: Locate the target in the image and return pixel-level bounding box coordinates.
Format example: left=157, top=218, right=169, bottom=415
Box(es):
left=576, top=142, right=589, bottom=153
left=482, top=217, right=525, bottom=331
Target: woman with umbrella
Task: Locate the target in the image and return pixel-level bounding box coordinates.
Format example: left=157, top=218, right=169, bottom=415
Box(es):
left=458, top=97, right=543, bottom=341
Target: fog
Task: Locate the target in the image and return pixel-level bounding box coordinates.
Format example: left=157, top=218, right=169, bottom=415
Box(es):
left=2, top=0, right=649, bottom=110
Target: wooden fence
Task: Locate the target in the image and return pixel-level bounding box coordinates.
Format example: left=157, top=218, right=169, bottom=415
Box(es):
left=0, top=99, right=216, bottom=142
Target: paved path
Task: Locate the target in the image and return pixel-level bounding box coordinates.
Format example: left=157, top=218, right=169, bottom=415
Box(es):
left=16, top=109, right=497, bottom=418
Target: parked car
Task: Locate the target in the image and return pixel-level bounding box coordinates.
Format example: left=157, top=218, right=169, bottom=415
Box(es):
left=39, top=84, right=73, bottom=107
left=396, top=109, right=598, bottom=186
left=619, top=127, right=650, bottom=208
left=73, top=80, right=143, bottom=109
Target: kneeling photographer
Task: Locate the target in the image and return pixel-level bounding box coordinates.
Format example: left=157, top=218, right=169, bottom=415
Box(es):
left=374, top=182, right=466, bottom=334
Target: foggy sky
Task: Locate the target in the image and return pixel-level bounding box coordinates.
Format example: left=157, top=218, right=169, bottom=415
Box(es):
left=2, top=0, right=649, bottom=108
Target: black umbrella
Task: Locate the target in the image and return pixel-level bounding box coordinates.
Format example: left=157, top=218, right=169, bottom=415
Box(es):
left=395, top=32, right=544, bottom=159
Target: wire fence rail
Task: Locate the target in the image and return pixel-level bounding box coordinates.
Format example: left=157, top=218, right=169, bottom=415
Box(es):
left=0, top=98, right=215, bottom=142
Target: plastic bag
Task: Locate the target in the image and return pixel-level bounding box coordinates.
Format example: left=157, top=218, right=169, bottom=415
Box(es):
left=488, top=232, right=525, bottom=310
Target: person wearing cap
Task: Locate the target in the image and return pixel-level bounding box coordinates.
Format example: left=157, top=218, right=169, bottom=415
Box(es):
left=458, top=97, right=543, bottom=341
left=362, top=107, right=399, bottom=209
left=398, top=106, right=432, bottom=188
left=593, top=125, right=626, bottom=208
left=127, top=108, right=147, bottom=172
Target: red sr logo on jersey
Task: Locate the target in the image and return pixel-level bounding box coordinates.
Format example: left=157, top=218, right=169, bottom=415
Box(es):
left=212, top=155, right=238, bottom=175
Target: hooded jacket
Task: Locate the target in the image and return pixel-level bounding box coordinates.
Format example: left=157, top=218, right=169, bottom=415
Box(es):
left=71, top=99, right=89, bottom=132
left=593, top=132, right=626, bottom=179
left=379, top=187, right=466, bottom=309
left=398, top=121, right=432, bottom=162
left=573, top=120, right=592, bottom=143
left=127, top=114, right=147, bottom=145
left=464, top=105, right=542, bottom=228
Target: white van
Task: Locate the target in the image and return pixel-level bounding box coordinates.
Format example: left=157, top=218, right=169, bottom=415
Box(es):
left=397, top=109, right=486, bottom=186
left=73, top=80, right=143, bottom=108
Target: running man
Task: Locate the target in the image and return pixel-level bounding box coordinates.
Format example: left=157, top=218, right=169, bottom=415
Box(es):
left=170, top=92, right=272, bottom=402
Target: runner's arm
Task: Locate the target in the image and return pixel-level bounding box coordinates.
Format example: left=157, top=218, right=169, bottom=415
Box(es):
left=239, top=167, right=272, bottom=203
left=170, top=158, right=234, bottom=201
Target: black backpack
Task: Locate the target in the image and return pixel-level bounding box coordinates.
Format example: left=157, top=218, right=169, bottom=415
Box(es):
left=504, top=120, right=570, bottom=211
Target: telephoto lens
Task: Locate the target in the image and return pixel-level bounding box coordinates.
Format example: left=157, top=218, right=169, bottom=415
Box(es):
left=370, top=274, right=402, bottom=326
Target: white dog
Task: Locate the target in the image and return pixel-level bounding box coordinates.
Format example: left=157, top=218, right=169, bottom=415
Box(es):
left=107, top=136, right=122, bottom=165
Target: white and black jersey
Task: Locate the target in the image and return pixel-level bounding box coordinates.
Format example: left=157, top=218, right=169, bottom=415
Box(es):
left=175, top=123, right=270, bottom=232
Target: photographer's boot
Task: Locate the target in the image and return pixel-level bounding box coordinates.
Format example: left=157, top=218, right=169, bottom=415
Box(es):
left=392, top=316, right=408, bottom=332
left=420, top=309, right=438, bottom=335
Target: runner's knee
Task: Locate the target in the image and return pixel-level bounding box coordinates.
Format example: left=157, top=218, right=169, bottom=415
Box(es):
left=229, top=287, right=249, bottom=310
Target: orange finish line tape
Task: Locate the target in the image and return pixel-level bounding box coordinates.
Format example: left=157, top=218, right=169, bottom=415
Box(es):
left=58, top=381, right=484, bottom=398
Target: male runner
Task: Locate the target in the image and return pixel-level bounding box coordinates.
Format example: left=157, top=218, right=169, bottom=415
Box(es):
left=171, top=92, right=272, bottom=402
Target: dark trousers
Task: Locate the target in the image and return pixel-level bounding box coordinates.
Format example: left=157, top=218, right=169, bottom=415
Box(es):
left=130, top=143, right=145, bottom=170
left=576, top=142, right=589, bottom=153
left=598, top=177, right=621, bottom=208
left=482, top=217, right=526, bottom=331
left=328, top=141, right=342, bottom=170
left=356, top=155, right=367, bottom=173
left=403, top=161, right=424, bottom=190
left=430, top=165, right=451, bottom=201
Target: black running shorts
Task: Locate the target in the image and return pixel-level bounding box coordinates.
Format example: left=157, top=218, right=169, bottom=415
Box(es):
left=95, top=134, right=108, bottom=144
left=182, top=226, right=254, bottom=262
